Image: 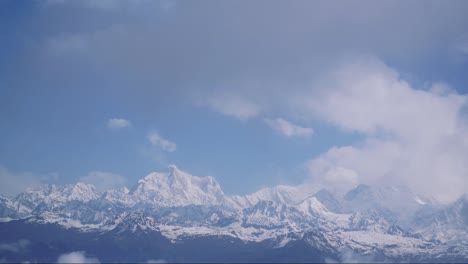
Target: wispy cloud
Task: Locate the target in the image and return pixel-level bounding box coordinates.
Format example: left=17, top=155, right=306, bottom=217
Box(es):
left=147, top=132, right=176, bottom=152
left=264, top=118, right=313, bottom=137
left=57, top=251, right=99, bottom=264
left=0, top=240, right=30, bottom=253
left=79, top=171, right=126, bottom=192
left=107, top=118, right=131, bottom=130
left=204, top=93, right=262, bottom=121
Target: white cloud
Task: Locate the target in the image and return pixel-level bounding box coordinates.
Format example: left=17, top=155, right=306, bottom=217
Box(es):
left=107, top=118, right=131, bottom=130
left=203, top=93, right=263, bottom=121
left=146, top=260, right=167, bottom=264
left=148, top=132, right=176, bottom=152
left=294, top=59, right=467, bottom=139
left=79, top=171, right=126, bottom=192
left=0, top=166, right=57, bottom=197
left=264, top=118, right=313, bottom=137
left=303, top=58, right=468, bottom=203
left=57, top=251, right=99, bottom=264
left=0, top=240, right=30, bottom=253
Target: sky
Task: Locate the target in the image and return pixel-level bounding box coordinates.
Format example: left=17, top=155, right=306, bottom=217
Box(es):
left=1, top=0, right=468, bottom=202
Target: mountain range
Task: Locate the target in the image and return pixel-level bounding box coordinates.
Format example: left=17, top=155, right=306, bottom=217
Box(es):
left=0, top=165, right=466, bottom=263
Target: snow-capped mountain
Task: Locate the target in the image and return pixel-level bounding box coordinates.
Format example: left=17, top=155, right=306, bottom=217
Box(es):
left=131, top=165, right=227, bottom=207
left=233, top=184, right=311, bottom=207
left=341, top=184, right=438, bottom=228
left=0, top=165, right=466, bottom=263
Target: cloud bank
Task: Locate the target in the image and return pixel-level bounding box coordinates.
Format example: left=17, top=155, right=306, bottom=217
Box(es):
left=302, top=59, right=468, bottom=203
left=57, top=251, right=99, bottom=264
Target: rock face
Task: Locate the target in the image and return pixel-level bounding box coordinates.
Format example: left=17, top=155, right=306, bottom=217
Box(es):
left=0, top=165, right=466, bottom=262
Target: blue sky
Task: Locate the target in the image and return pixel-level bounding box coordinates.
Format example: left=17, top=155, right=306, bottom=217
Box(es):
left=1, top=0, right=468, bottom=200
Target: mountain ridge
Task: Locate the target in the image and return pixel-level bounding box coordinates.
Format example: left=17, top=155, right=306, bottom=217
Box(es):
left=0, top=165, right=466, bottom=262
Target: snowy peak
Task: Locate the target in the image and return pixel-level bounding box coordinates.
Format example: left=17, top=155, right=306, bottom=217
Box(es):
left=296, top=196, right=329, bottom=216
left=345, top=184, right=433, bottom=206
left=314, top=189, right=342, bottom=213
left=242, top=200, right=290, bottom=229
left=10, top=184, right=57, bottom=216
left=432, top=195, right=468, bottom=227
left=341, top=184, right=442, bottom=229
left=0, top=195, right=11, bottom=204
left=1, top=165, right=468, bottom=261
left=102, top=187, right=134, bottom=206
left=166, top=164, right=192, bottom=189
left=447, top=195, right=468, bottom=226
left=132, top=165, right=226, bottom=207
left=8, top=183, right=100, bottom=217
left=0, top=195, right=16, bottom=219
left=240, top=185, right=310, bottom=207
left=67, top=182, right=100, bottom=202
left=41, top=183, right=100, bottom=204
left=113, top=212, right=160, bottom=234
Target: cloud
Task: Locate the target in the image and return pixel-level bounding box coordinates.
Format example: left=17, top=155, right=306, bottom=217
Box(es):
left=79, top=171, right=126, bottom=192
left=0, top=240, right=30, bottom=253
left=147, top=132, right=176, bottom=152
left=264, top=118, right=313, bottom=137
left=57, top=251, right=99, bottom=264
left=146, top=260, right=167, bottom=264
left=107, top=118, right=131, bottom=130
left=303, top=58, right=468, bottom=203
left=204, top=93, right=262, bottom=121
left=8, top=1, right=468, bottom=203
left=339, top=248, right=376, bottom=263
left=33, top=1, right=468, bottom=124
left=45, top=0, right=175, bottom=12
left=37, top=1, right=468, bottom=88
left=293, top=58, right=467, bottom=138
left=0, top=166, right=58, bottom=197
